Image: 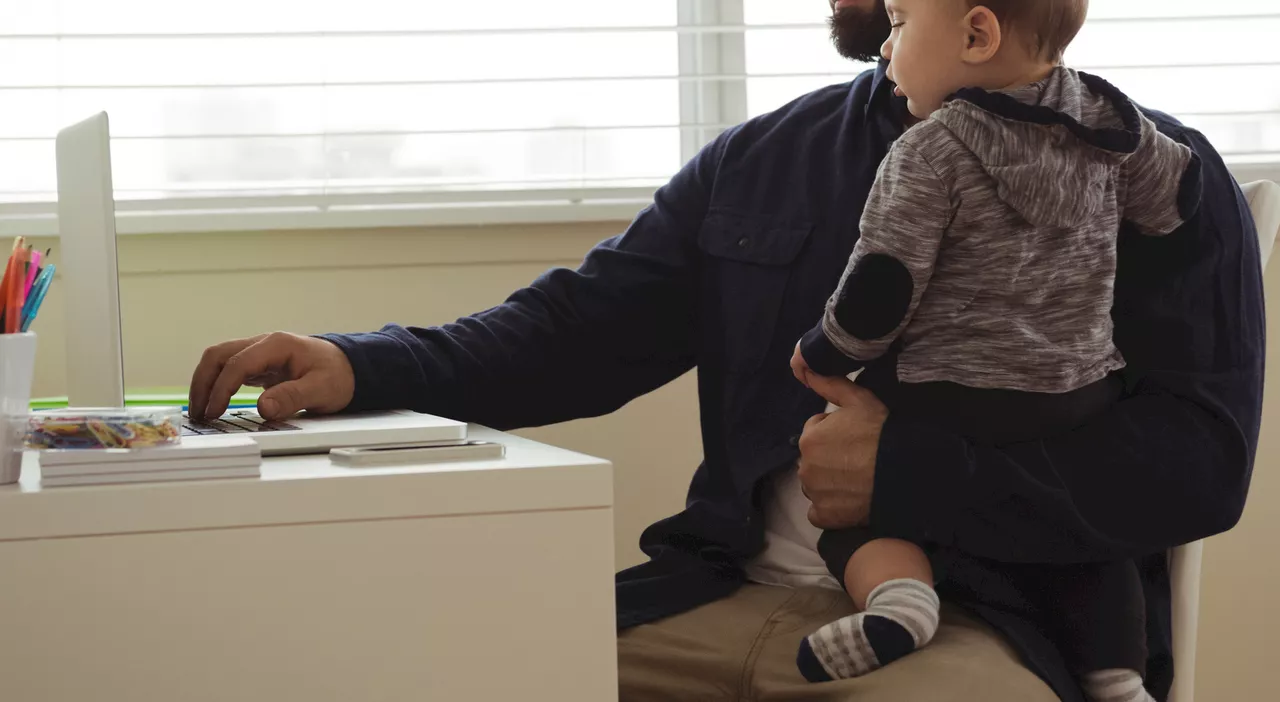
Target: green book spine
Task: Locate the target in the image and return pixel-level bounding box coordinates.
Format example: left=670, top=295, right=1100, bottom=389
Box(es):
left=30, top=387, right=263, bottom=411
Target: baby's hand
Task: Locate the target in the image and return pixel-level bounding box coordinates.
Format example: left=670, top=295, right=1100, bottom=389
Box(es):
left=792, top=340, right=862, bottom=408
left=791, top=342, right=812, bottom=387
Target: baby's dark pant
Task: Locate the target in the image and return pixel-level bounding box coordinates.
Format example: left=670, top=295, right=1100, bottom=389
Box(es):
left=818, top=373, right=1148, bottom=675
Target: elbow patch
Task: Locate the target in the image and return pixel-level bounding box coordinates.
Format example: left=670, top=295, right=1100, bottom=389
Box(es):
left=834, top=253, right=914, bottom=341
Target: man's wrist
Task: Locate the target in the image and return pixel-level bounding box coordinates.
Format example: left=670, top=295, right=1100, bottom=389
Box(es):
left=315, top=332, right=376, bottom=413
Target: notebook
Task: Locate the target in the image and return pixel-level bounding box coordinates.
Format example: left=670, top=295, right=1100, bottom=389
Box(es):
left=38, top=435, right=261, bottom=484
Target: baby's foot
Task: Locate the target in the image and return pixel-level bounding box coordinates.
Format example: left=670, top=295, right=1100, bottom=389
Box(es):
left=796, top=579, right=940, bottom=682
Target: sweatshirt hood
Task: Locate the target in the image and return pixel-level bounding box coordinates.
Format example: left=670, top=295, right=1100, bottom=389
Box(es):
left=931, top=68, right=1143, bottom=228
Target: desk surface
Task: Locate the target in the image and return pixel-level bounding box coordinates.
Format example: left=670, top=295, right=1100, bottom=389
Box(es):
left=0, top=426, right=613, bottom=542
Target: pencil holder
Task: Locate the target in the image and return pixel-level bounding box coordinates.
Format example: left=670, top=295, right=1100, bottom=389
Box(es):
left=0, top=332, right=36, bottom=485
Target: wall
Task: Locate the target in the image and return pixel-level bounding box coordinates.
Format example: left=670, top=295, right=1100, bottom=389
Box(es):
left=26, top=221, right=1277, bottom=695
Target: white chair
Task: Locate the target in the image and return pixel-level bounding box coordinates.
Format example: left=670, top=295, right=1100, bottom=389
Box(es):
left=1168, top=179, right=1280, bottom=702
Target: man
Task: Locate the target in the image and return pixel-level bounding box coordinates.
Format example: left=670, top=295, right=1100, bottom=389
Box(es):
left=189, top=1, right=1263, bottom=700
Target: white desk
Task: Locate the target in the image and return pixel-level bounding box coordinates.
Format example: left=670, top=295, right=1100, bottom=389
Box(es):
left=0, top=427, right=618, bottom=702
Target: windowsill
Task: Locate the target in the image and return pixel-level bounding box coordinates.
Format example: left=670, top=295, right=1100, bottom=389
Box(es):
left=0, top=188, right=660, bottom=238
left=15, top=219, right=632, bottom=277
left=3, top=162, right=1276, bottom=239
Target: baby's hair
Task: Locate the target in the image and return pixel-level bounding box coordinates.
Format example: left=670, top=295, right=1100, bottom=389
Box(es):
left=968, top=0, right=1089, bottom=63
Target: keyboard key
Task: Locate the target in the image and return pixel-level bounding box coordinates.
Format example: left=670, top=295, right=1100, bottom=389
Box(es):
left=230, top=412, right=270, bottom=427
left=231, top=412, right=301, bottom=432
left=180, top=411, right=303, bottom=436
left=220, top=417, right=264, bottom=432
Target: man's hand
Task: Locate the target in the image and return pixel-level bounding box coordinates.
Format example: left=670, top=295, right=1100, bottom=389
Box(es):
left=189, top=332, right=356, bottom=422
left=797, top=373, right=889, bottom=530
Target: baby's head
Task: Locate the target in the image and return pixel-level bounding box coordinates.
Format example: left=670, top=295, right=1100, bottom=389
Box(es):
left=882, top=0, right=1088, bottom=119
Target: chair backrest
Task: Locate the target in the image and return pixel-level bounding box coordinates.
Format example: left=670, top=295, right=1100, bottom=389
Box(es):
left=1168, top=180, right=1279, bottom=702
left=1242, top=181, right=1280, bottom=264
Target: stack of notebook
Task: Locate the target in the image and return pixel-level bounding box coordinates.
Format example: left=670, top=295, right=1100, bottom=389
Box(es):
left=38, top=435, right=262, bottom=487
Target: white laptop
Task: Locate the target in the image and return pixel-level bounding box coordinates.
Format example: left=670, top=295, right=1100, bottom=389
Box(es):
left=54, top=112, right=468, bottom=455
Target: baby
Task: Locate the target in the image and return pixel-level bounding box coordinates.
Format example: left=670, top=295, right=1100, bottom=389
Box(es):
left=791, top=1, right=1201, bottom=701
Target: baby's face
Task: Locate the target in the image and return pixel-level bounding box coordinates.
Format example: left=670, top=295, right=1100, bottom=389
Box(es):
left=881, top=0, right=973, bottom=119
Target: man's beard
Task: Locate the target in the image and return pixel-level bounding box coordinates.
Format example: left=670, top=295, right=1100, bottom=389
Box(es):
left=829, top=0, right=892, bottom=63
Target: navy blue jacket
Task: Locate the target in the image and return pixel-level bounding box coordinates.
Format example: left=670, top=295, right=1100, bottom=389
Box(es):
left=325, top=64, right=1264, bottom=701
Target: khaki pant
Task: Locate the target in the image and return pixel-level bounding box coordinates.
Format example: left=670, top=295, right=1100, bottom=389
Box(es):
left=618, top=584, right=1058, bottom=702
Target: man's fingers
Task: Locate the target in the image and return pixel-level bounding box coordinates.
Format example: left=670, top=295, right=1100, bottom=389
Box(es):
left=203, top=335, right=295, bottom=419
left=804, top=372, right=872, bottom=409
left=807, top=499, right=861, bottom=531
left=257, top=377, right=317, bottom=420
left=243, top=371, right=285, bottom=389
left=799, top=413, right=831, bottom=456
left=807, top=504, right=840, bottom=531
left=805, top=375, right=847, bottom=407
left=188, top=336, right=262, bottom=420
left=802, top=412, right=830, bottom=434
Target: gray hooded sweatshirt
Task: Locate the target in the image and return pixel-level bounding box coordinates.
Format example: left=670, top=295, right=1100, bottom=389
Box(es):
left=805, top=67, right=1202, bottom=393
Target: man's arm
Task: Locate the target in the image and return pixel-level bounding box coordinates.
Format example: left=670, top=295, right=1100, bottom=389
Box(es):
left=318, top=135, right=731, bottom=431
left=798, top=141, right=952, bottom=378
left=867, top=123, right=1262, bottom=563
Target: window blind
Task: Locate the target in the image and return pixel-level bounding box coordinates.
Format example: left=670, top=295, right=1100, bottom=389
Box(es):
left=742, top=0, right=1280, bottom=178
left=1, top=0, right=1276, bottom=235
left=0, top=0, right=686, bottom=233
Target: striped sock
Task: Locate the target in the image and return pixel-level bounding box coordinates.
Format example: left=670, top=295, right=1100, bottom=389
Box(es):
left=1080, top=670, right=1156, bottom=702
left=796, top=578, right=940, bottom=682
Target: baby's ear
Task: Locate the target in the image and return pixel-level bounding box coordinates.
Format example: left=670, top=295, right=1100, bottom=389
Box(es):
left=961, top=6, right=1002, bottom=64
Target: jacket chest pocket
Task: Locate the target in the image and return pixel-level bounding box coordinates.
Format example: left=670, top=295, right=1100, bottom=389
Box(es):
left=698, top=211, right=813, bottom=374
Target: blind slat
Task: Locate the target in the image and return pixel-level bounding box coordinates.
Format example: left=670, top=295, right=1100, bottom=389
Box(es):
left=0, top=124, right=735, bottom=142
left=0, top=184, right=665, bottom=212
left=8, top=12, right=1280, bottom=40
left=9, top=59, right=1280, bottom=91
left=5, top=108, right=1279, bottom=142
